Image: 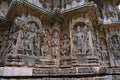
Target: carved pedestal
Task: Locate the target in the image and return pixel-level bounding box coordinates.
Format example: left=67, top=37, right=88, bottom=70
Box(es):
left=35, top=58, right=55, bottom=68
left=5, top=54, right=38, bottom=67
left=72, top=54, right=99, bottom=67
left=5, top=54, right=23, bottom=66
left=60, top=56, right=71, bottom=68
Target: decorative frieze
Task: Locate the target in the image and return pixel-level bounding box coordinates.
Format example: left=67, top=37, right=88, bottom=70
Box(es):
left=32, top=67, right=100, bottom=76
left=33, top=68, right=50, bottom=76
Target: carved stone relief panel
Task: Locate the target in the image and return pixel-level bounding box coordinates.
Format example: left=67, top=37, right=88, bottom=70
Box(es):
left=102, top=3, right=118, bottom=24
left=99, top=38, right=108, bottom=60
left=27, top=0, right=52, bottom=10
left=107, top=27, right=120, bottom=67
left=71, top=17, right=99, bottom=66
left=5, top=14, right=43, bottom=66
left=40, top=22, right=70, bottom=59
left=110, top=35, right=120, bottom=60
left=8, top=17, right=25, bottom=55
left=12, top=17, right=41, bottom=56
left=50, top=22, right=64, bottom=59
left=91, top=30, right=99, bottom=55
left=73, top=22, right=92, bottom=56
left=60, top=33, right=70, bottom=57
left=60, top=26, right=71, bottom=67
left=51, top=30, right=60, bottom=59
left=41, top=29, right=51, bottom=58
left=98, top=37, right=109, bottom=66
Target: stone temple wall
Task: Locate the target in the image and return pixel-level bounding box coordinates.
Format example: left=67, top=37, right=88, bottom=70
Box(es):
left=0, top=0, right=120, bottom=80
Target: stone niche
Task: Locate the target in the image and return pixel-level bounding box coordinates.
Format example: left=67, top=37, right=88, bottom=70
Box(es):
left=71, top=18, right=99, bottom=67
left=106, top=27, right=120, bottom=67
left=4, top=13, right=71, bottom=68
left=5, top=14, right=43, bottom=67
left=0, top=0, right=107, bottom=70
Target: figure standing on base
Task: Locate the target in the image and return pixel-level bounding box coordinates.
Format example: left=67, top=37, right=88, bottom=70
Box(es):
left=51, top=30, right=60, bottom=59
left=74, top=25, right=90, bottom=54
left=41, top=37, right=49, bottom=58
left=41, top=29, right=51, bottom=58
left=74, top=25, right=84, bottom=54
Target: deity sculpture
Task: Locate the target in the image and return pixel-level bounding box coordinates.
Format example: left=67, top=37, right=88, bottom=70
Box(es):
left=74, top=24, right=91, bottom=54
left=99, top=38, right=108, bottom=61
left=28, top=23, right=41, bottom=56
left=75, top=25, right=82, bottom=53
left=61, top=34, right=70, bottom=56
left=111, top=35, right=120, bottom=60
left=74, top=25, right=85, bottom=54
left=8, top=27, right=18, bottom=54
left=8, top=17, right=24, bottom=55
left=41, top=37, right=49, bottom=57
left=23, top=25, right=35, bottom=56
left=41, top=29, right=50, bottom=57
left=51, top=30, right=60, bottom=59
left=107, top=12, right=117, bottom=22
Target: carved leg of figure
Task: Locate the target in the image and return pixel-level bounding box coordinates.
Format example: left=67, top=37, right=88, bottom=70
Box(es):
left=41, top=46, right=44, bottom=57
left=61, top=49, right=66, bottom=56
left=29, top=43, right=34, bottom=56
left=53, top=48, right=58, bottom=59
left=67, top=49, right=70, bottom=56
left=43, top=51, right=46, bottom=57
left=52, top=47, right=55, bottom=58
left=56, top=47, right=60, bottom=59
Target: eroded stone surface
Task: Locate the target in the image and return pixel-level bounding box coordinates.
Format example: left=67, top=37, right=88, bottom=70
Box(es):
left=0, top=0, right=120, bottom=79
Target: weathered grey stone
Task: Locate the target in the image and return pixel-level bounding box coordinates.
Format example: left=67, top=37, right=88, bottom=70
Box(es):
left=3, top=67, right=32, bottom=76
left=0, top=0, right=120, bottom=79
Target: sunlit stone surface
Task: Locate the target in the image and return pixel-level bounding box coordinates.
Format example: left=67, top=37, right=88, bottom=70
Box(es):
left=0, top=0, right=120, bottom=79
